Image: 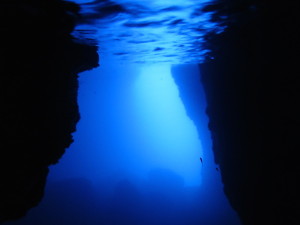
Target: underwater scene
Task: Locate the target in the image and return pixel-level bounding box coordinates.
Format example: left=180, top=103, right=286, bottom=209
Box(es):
left=4, top=0, right=241, bottom=225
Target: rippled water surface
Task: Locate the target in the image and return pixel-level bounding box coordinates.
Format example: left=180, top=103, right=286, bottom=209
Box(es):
left=69, top=0, right=224, bottom=63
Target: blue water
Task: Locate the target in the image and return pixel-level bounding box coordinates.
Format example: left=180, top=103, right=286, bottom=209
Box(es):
left=48, top=62, right=204, bottom=186
left=5, top=1, right=242, bottom=225
left=6, top=62, right=241, bottom=225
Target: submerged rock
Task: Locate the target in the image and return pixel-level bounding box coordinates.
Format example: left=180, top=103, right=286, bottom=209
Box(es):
left=1, top=0, right=299, bottom=225
left=0, top=0, right=98, bottom=222
left=174, top=1, right=299, bottom=224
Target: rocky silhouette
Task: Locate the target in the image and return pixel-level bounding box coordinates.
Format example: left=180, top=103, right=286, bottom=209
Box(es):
left=173, top=1, right=299, bottom=224
left=1, top=0, right=299, bottom=225
left=0, top=0, right=98, bottom=222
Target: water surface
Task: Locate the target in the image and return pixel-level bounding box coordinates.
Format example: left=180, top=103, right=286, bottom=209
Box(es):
left=69, top=0, right=224, bottom=63
left=5, top=1, right=242, bottom=225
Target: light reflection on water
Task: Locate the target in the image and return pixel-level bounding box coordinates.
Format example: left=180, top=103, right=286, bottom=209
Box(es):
left=67, top=0, right=224, bottom=63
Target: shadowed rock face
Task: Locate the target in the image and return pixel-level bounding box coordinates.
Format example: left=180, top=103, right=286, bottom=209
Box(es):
left=0, top=0, right=98, bottom=222
left=174, top=1, right=299, bottom=225
left=1, top=0, right=299, bottom=224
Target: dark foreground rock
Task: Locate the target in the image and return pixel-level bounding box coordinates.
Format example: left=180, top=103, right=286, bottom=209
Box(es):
left=174, top=1, right=299, bottom=225
left=0, top=0, right=98, bottom=222
left=1, top=0, right=299, bottom=224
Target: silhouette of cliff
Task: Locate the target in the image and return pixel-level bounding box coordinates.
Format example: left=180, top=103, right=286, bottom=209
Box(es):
left=1, top=0, right=299, bottom=224
left=173, top=1, right=299, bottom=224
left=0, top=0, right=98, bottom=222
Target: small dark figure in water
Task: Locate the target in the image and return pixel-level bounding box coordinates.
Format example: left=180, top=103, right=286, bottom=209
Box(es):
left=216, top=167, right=219, bottom=171
left=200, top=157, right=203, bottom=164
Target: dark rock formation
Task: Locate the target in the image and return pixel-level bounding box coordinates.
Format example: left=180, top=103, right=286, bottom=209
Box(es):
left=1, top=0, right=299, bottom=224
left=173, top=1, right=299, bottom=224
left=0, top=0, right=98, bottom=222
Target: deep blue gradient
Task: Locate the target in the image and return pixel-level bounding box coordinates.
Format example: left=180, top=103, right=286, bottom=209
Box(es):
left=50, top=63, right=204, bottom=186
left=4, top=1, right=241, bottom=224
left=133, top=64, right=203, bottom=185
left=5, top=62, right=241, bottom=225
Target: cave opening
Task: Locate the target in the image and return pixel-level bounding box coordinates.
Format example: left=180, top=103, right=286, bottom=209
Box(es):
left=3, top=0, right=242, bottom=224
left=2, top=0, right=298, bottom=224
left=48, top=62, right=205, bottom=186
left=5, top=61, right=241, bottom=225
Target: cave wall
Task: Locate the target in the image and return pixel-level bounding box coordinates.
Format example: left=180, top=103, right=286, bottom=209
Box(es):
left=174, top=1, right=299, bottom=225
left=0, top=0, right=98, bottom=222
left=1, top=0, right=299, bottom=224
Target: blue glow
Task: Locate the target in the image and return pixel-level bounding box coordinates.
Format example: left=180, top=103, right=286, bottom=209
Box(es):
left=133, top=64, right=202, bottom=185
left=3, top=1, right=242, bottom=224
left=7, top=63, right=241, bottom=225
left=46, top=63, right=202, bottom=186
